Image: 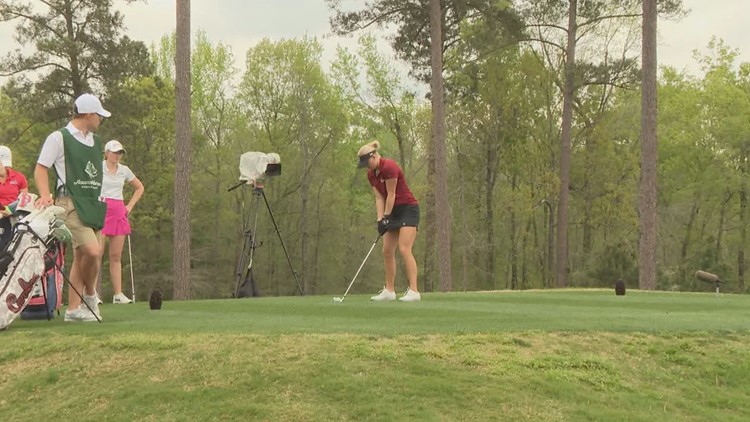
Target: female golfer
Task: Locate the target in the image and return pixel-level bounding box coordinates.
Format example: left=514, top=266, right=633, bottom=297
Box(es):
left=100, top=140, right=144, bottom=304
left=358, top=141, right=421, bottom=302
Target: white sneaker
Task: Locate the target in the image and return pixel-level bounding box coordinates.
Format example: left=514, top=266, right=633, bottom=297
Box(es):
left=113, top=293, right=132, bottom=304
left=370, top=288, right=396, bottom=301
left=83, top=295, right=102, bottom=319
left=64, top=307, right=98, bottom=322
left=93, top=290, right=103, bottom=305
left=399, top=288, right=421, bottom=302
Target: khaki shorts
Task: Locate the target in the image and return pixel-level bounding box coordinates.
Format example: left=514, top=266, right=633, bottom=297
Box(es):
left=55, top=196, right=102, bottom=249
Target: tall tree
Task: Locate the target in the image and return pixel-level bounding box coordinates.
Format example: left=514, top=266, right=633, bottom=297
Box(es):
left=174, top=0, right=192, bottom=299
left=0, top=0, right=150, bottom=123
left=520, top=0, right=684, bottom=287
left=639, top=0, right=658, bottom=290
left=429, top=0, right=452, bottom=291
left=555, top=0, right=577, bottom=288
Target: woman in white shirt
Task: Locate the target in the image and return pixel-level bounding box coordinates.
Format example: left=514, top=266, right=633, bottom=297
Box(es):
left=101, top=140, right=144, bottom=304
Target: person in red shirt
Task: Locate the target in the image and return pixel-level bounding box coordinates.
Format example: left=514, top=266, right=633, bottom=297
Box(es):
left=358, top=140, right=421, bottom=302
left=0, top=146, right=28, bottom=249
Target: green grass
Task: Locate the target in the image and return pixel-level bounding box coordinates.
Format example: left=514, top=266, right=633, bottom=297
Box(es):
left=2, top=290, right=750, bottom=421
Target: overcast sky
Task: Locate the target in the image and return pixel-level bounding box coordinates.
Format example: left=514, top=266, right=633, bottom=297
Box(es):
left=1, top=0, right=749, bottom=85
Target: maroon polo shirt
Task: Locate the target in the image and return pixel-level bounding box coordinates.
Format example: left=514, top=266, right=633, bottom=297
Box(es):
left=0, top=168, right=27, bottom=206
left=367, top=158, right=418, bottom=206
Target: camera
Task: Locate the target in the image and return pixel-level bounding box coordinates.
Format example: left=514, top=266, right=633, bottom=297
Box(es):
left=238, top=152, right=281, bottom=187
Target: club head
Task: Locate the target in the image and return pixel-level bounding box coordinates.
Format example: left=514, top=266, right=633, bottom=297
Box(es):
left=332, top=297, right=343, bottom=303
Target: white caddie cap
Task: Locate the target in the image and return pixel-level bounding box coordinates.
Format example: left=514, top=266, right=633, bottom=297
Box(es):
left=74, top=93, right=111, bottom=117
left=105, top=140, right=126, bottom=153
left=0, top=146, right=12, bottom=168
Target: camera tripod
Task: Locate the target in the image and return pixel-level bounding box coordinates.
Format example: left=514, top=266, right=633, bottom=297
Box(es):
left=228, top=182, right=303, bottom=297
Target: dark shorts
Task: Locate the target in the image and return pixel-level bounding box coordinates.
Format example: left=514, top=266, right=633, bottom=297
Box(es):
left=389, top=204, right=420, bottom=230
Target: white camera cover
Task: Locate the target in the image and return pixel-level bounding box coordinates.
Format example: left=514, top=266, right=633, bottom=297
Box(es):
left=239, top=152, right=280, bottom=183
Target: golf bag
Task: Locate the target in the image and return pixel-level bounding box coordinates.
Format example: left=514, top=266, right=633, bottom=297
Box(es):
left=0, top=205, right=70, bottom=331
left=20, top=242, right=65, bottom=320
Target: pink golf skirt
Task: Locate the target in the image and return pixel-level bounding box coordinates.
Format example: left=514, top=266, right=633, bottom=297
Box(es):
left=102, top=198, right=131, bottom=236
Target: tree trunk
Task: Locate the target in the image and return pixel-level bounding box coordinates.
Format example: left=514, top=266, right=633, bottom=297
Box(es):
left=556, top=0, right=577, bottom=288
left=62, top=1, right=83, bottom=97
left=739, top=160, right=747, bottom=292
left=523, top=218, right=533, bottom=290
left=582, top=202, right=593, bottom=259
left=430, top=0, right=452, bottom=292
left=639, top=0, right=658, bottom=290
left=485, top=149, right=495, bottom=289
left=457, top=147, right=468, bottom=291
left=300, top=112, right=311, bottom=295
left=532, top=214, right=544, bottom=288
left=541, top=200, right=554, bottom=288
left=510, top=208, right=518, bottom=290
left=422, top=143, right=436, bottom=293
left=173, top=0, right=192, bottom=299
left=715, top=190, right=731, bottom=262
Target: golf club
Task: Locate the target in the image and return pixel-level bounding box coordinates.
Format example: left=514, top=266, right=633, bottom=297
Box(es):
left=333, top=234, right=381, bottom=303
left=127, top=234, right=135, bottom=303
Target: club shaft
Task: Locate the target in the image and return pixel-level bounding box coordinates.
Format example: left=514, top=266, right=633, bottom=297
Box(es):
left=127, top=234, right=135, bottom=302
left=340, top=236, right=380, bottom=299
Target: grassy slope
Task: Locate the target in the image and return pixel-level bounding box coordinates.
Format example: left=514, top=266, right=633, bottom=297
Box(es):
left=1, top=290, right=749, bottom=421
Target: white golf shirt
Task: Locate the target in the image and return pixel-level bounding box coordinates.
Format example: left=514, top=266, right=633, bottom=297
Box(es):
left=37, top=122, right=96, bottom=187
left=100, top=161, right=135, bottom=200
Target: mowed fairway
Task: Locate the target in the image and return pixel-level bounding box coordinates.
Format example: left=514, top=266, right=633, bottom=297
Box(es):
left=2, top=290, right=750, bottom=421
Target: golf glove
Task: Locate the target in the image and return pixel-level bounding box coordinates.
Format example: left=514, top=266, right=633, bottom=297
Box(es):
left=377, top=214, right=391, bottom=236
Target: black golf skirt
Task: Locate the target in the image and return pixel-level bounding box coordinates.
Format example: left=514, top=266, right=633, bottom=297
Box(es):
left=388, top=204, right=420, bottom=230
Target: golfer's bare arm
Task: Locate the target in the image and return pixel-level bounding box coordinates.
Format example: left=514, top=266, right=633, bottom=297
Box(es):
left=126, top=177, right=145, bottom=213
left=384, top=178, right=397, bottom=216
left=34, top=164, right=53, bottom=208
left=372, top=187, right=385, bottom=220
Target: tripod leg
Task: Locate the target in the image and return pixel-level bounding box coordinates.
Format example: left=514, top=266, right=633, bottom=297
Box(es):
left=235, top=190, right=262, bottom=298
left=261, top=190, right=304, bottom=295
left=234, top=230, right=252, bottom=297
left=240, top=265, right=261, bottom=297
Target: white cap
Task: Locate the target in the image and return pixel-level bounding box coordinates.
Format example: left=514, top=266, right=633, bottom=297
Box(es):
left=74, top=93, right=111, bottom=117
left=105, top=140, right=125, bottom=153
left=0, top=146, right=12, bottom=168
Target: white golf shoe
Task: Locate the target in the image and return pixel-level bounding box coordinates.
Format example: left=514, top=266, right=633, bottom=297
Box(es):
left=63, top=307, right=99, bottom=322
left=399, top=288, right=421, bottom=302
left=93, top=290, right=103, bottom=305
left=370, top=288, right=396, bottom=301
left=113, top=293, right=133, bottom=304
left=83, top=295, right=102, bottom=319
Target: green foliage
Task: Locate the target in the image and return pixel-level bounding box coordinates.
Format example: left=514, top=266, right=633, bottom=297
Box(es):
left=327, top=0, right=524, bottom=81
left=577, top=240, right=638, bottom=288
left=101, top=75, right=176, bottom=292
left=0, top=0, right=152, bottom=121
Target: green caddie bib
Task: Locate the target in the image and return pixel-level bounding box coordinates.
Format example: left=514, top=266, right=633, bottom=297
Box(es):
left=58, top=128, right=106, bottom=230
